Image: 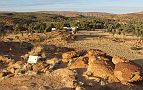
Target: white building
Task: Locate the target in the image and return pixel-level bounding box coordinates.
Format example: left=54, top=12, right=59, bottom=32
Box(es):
left=51, top=28, right=56, bottom=31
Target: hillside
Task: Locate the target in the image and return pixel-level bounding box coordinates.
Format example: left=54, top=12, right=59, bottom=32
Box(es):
left=38, top=11, right=113, bottom=17
left=129, top=11, right=143, bottom=14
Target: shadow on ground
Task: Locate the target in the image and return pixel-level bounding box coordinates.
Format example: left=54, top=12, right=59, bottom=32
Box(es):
left=74, top=34, right=108, bottom=41
left=132, top=59, right=143, bottom=67
left=43, top=45, right=75, bottom=59
left=0, top=41, right=33, bottom=60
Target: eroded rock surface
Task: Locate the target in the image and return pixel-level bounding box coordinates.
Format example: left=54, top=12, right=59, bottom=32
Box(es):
left=112, top=56, right=129, bottom=64
left=114, top=62, right=143, bottom=83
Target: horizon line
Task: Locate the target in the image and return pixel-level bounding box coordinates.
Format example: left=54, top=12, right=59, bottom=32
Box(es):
left=0, top=10, right=143, bottom=14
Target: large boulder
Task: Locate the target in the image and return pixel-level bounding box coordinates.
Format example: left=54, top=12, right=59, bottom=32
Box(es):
left=87, top=56, right=119, bottom=83
left=112, top=56, right=129, bottom=64
left=88, top=55, right=114, bottom=66
left=114, top=62, right=143, bottom=83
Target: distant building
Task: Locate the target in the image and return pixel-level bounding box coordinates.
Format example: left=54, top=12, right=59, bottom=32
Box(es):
left=63, top=27, right=72, bottom=31
left=51, top=28, right=56, bottom=31
left=63, top=26, right=78, bottom=34
left=63, top=27, right=68, bottom=29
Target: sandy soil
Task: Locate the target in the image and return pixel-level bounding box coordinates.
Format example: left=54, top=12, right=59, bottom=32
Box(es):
left=0, top=30, right=143, bottom=90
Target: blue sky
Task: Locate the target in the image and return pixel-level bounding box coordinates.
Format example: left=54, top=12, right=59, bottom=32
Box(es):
left=0, top=0, right=143, bottom=14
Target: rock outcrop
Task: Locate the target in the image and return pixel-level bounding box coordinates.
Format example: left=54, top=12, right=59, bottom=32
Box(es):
left=87, top=54, right=119, bottom=83
left=114, top=62, right=143, bottom=83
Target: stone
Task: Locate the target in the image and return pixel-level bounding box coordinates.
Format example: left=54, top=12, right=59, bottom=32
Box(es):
left=78, top=81, right=84, bottom=86
left=94, top=77, right=101, bottom=83
left=87, top=58, right=119, bottom=83
left=8, top=62, right=14, bottom=66
left=21, top=54, right=29, bottom=60
left=32, top=63, right=46, bottom=73
left=88, top=55, right=114, bottom=68
left=62, top=51, right=77, bottom=60
left=0, top=72, right=9, bottom=78
left=3, top=74, right=14, bottom=79
left=112, top=56, right=129, bottom=64
left=84, top=71, right=93, bottom=77
left=14, top=69, right=22, bottom=75
left=9, top=68, right=15, bottom=73
left=100, top=80, right=106, bottom=86
left=87, top=49, right=106, bottom=57
left=87, top=76, right=101, bottom=83
left=7, top=61, right=24, bottom=74
left=23, top=63, right=32, bottom=70
left=69, top=57, right=88, bottom=69
left=62, top=58, right=69, bottom=63
left=88, top=55, right=98, bottom=64
left=98, top=56, right=110, bottom=61
left=114, top=62, right=143, bottom=83
left=87, top=49, right=96, bottom=56
left=0, top=56, right=12, bottom=64
left=88, top=83, right=94, bottom=87
left=46, top=58, right=61, bottom=65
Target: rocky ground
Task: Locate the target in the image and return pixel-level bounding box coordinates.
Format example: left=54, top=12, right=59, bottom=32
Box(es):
left=63, top=30, right=143, bottom=66
left=0, top=30, right=143, bottom=90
